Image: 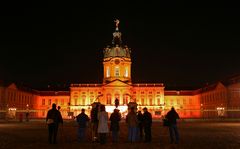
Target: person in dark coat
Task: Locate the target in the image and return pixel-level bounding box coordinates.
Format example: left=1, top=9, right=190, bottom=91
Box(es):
left=166, top=107, right=180, bottom=144
left=142, top=107, right=152, bottom=143
left=76, top=108, right=90, bottom=142
left=46, top=103, right=63, bottom=144
left=137, top=110, right=144, bottom=140
left=90, top=103, right=99, bottom=142
left=109, top=109, right=121, bottom=142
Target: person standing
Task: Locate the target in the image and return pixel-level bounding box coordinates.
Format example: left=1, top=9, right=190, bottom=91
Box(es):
left=109, top=109, right=121, bottom=142
left=98, top=105, right=109, bottom=144
left=166, top=107, right=180, bottom=144
left=57, top=106, right=61, bottom=111
left=126, top=107, right=138, bottom=142
left=46, top=103, right=63, bottom=144
left=91, top=103, right=99, bottom=142
left=76, top=108, right=90, bottom=142
left=25, top=112, right=29, bottom=122
left=137, top=110, right=144, bottom=140
left=142, top=107, right=152, bottom=143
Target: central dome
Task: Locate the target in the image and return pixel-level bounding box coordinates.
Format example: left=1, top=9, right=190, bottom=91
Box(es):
left=103, top=20, right=131, bottom=59
left=104, top=45, right=131, bottom=58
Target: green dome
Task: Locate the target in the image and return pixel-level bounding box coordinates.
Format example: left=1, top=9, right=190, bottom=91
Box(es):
left=104, top=45, right=131, bottom=58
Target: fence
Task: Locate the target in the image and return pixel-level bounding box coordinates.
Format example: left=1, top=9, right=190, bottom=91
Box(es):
left=1, top=109, right=240, bottom=121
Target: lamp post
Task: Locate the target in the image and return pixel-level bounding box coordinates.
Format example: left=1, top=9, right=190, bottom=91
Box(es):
left=26, top=104, right=29, bottom=122
left=200, top=104, right=204, bottom=119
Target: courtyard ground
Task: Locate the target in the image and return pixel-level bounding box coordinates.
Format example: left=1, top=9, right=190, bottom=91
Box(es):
left=0, top=119, right=240, bottom=149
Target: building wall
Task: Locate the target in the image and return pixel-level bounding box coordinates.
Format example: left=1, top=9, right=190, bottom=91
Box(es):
left=164, top=93, right=201, bottom=118
left=103, top=57, right=131, bottom=83
left=34, top=94, right=70, bottom=119
left=227, top=82, right=240, bottom=117
left=200, top=83, right=228, bottom=118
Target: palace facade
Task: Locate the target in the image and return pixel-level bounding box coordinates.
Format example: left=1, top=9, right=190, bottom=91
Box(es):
left=1, top=21, right=240, bottom=119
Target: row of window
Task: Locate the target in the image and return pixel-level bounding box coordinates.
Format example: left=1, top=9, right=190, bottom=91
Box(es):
left=6, top=91, right=32, bottom=104
left=42, top=99, right=66, bottom=106
left=106, top=66, right=129, bottom=77
left=134, top=91, right=161, bottom=94
left=201, top=91, right=226, bottom=103
left=165, top=98, right=193, bottom=105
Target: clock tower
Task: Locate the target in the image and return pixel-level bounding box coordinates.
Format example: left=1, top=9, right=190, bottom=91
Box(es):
left=103, top=19, right=132, bottom=84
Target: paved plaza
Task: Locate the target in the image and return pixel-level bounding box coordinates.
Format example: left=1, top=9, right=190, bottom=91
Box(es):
left=0, top=119, right=240, bottom=149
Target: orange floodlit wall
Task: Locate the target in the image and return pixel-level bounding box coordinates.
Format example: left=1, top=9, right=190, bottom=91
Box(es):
left=164, top=91, right=201, bottom=118
left=33, top=91, right=70, bottom=119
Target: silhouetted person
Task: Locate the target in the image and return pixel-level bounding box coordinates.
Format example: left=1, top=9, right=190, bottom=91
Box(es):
left=46, top=103, right=63, bottom=144
left=110, top=109, right=121, bottom=142
left=76, top=108, right=90, bottom=142
left=126, top=107, right=138, bottom=142
left=25, top=112, right=29, bottom=122
left=166, top=107, right=180, bottom=144
left=142, top=107, right=152, bottom=143
left=91, top=103, right=99, bottom=142
left=57, top=106, right=61, bottom=111
left=137, top=110, right=144, bottom=140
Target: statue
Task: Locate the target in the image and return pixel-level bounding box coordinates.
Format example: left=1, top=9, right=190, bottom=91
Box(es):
left=115, top=98, right=119, bottom=108
left=114, top=19, right=120, bottom=31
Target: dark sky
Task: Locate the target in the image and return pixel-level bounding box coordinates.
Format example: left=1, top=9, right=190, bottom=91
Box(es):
left=0, top=1, right=239, bottom=89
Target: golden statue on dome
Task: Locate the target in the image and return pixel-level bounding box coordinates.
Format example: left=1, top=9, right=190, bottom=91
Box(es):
left=115, top=19, right=120, bottom=31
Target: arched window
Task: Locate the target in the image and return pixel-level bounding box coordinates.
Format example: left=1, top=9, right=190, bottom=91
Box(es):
left=149, top=98, right=152, bottom=105
left=141, top=98, right=144, bottom=105
left=90, top=96, right=94, bottom=103
left=157, top=98, right=161, bottom=105
left=123, top=94, right=129, bottom=104
left=107, top=94, right=112, bottom=105
left=82, top=95, right=86, bottom=105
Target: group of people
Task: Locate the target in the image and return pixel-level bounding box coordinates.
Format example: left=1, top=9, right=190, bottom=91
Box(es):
left=46, top=103, right=180, bottom=145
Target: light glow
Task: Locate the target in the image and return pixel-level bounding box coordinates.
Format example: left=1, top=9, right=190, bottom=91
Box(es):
left=105, top=105, right=128, bottom=113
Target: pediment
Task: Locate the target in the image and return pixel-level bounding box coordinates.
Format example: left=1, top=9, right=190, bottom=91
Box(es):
left=104, top=80, right=131, bottom=87
left=7, top=83, right=17, bottom=90
left=216, top=82, right=226, bottom=90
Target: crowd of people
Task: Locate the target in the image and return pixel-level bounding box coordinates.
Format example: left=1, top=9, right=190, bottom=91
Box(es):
left=46, top=103, right=180, bottom=145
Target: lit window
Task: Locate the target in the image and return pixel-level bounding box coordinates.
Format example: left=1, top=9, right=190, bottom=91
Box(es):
left=90, top=96, right=94, bottom=103
left=107, top=94, right=111, bottom=104
left=157, top=98, right=161, bottom=105
left=61, top=99, right=64, bottom=105
left=55, top=99, right=58, bottom=105
left=115, top=66, right=120, bottom=77
left=149, top=98, right=152, bottom=105
left=106, top=66, right=110, bottom=77
left=125, top=67, right=128, bottom=77
left=42, top=99, right=45, bottom=105
left=141, top=98, right=144, bottom=105
left=48, top=99, right=51, bottom=105
left=82, top=96, right=86, bottom=105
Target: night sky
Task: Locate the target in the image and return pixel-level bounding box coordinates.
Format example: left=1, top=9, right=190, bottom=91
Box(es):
left=1, top=1, right=239, bottom=90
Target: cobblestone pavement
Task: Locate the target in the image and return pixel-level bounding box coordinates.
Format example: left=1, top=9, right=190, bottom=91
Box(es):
left=0, top=120, right=240, bottom=149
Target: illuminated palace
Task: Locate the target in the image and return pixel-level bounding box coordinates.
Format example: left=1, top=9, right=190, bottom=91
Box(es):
left=1, top=20, right=240, bottom=119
